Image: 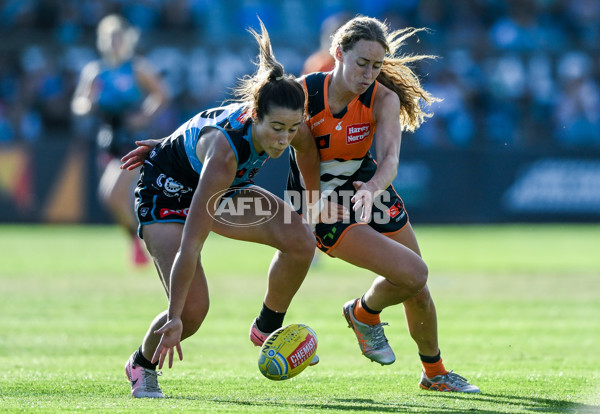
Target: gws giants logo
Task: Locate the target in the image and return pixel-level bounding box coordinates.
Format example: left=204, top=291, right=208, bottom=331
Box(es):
left=207, top=187, right=279, bottom=227
left=346, top=123, right=370, bottom=144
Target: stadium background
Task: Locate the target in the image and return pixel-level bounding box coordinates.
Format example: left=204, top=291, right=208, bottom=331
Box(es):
left=0, top=0, right=598, bottom=224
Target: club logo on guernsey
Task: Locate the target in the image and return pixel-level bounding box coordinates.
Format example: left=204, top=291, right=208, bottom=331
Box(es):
left=386, top=201, right=406, bottom=221
left=347, top=123, right=370, bottom=144
left=206, top=187, right=279, bottom=227
left=155, top=174, right=193, bottom=201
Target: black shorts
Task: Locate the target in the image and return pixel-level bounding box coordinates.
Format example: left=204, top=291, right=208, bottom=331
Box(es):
left=135, top=162, right=252, bottom=238
left=314, top=185, right=409, bottom=254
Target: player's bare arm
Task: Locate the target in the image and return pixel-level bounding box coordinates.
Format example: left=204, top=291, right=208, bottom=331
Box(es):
left=152, top=129, right=237, bottom=369
left=130, top=58, right=169, bottom=128
left=290, top=123, right=349, bottom=224
left=290, top=123, right=321, bottom=205
left=352, top=87, right=402, bottom=221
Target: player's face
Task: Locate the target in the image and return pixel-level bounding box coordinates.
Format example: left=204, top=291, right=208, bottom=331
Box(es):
left=339, top=39, right=385, bottom=95
left=99, top=29, right=130, bottom=62
left=253, top=106, right=304, bottom=158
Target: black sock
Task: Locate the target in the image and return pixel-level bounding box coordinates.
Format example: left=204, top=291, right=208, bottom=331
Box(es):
left=360, top=295, right=381, bottom=314
left=134, top=346, right=158, bottom=370
left=419, top=349, right=441, bottom=364
left=255, top=303, right=285, bottom=333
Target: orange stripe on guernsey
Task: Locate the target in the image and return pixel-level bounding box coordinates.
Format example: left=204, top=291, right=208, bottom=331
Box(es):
left=303, top=74, right=378, bottom=162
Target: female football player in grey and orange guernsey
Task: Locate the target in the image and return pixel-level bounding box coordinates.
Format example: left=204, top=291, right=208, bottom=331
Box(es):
left=287, top=16, right=480, bottom=393
left=123, top=21, right=324, bottom=398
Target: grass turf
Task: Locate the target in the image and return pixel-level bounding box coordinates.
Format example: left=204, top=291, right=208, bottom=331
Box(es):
left=0, top=224, right=599, bottom=413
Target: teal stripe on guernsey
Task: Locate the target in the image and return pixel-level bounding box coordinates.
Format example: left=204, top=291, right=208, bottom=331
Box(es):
left=243, top=124, right=259, bottom=157
left=183, top=126, right=239, bottom=175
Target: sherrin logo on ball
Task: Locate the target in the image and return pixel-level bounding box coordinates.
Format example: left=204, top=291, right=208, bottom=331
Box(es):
left=258, top=323, right=318, bottom=381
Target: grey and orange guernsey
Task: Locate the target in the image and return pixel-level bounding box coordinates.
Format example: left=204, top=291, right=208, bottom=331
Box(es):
left=287, top=72, right=409, bottom=254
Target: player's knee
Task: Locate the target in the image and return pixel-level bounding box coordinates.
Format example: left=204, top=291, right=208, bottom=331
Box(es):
left=282, top=225, right=316, bottom=260
left=401, top=260, right=428, bottom=296
left=180, top=302, right=209, bottom=337
left=411, top=261, right=429, bottom=293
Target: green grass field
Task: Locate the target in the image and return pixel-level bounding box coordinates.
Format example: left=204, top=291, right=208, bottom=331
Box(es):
left=1, top=224, right=599, bottom=413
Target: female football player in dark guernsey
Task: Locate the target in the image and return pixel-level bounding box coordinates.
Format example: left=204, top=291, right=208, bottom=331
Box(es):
left=123, top=20, right=323, bottom=398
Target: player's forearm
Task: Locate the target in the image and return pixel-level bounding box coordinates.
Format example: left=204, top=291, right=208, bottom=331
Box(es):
left=368, top=153, right=398, bottom=192
left=167, top=249, right=200, bottom=320
left=295, top=150, right=321, bottom=205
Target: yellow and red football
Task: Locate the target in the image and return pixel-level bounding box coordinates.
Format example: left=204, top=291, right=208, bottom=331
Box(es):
left=258, top=323, right=318, bottom=381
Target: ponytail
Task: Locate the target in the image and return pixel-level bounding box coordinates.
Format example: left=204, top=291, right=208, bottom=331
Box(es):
left=232, top=18, right=305, bottom=120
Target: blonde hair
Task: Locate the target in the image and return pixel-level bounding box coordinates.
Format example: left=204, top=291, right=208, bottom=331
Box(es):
left=331, top=16, right=440, bottom=132
left=96, top=14, right=139, bottom=61
left=231, top=19, right=305, bottom=121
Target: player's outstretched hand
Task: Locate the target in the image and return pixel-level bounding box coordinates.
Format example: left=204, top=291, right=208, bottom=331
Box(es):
left=151, top=318, right=184, bottom=369
left=351, top=180, right=376, bottom=222
left=120, top=138, right=163, bottom=171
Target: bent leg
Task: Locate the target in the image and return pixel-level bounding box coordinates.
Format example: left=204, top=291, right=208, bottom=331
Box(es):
left=387, top=224, right=439, bottom=357
left=212, top=187, right=315, bottom=313
left=140, top=222, right=210, bottom=361
left=330, top=224, right=428, bottom=311
left=99, top=159, right=149, bottom=265
left=98, top=159, right=139, bottom=234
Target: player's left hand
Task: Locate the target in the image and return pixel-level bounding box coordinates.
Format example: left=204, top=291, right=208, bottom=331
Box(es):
left=151, top=318, right=184, bottom=369
left=351, top=181, right=377, bottom=222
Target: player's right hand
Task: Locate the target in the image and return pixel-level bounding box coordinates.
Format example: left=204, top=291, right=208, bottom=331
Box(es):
left=151, top=317, right=184, bottom=369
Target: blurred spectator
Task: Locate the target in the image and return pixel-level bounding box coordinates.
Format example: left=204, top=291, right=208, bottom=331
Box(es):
left=0, top=0, right=597, bottom=150
left=553, top=51, right=600, bottom=147
left=302, top=12, right=350, bottom=75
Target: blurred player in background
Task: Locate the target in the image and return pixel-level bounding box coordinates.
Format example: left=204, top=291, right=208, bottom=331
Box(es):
left=122, top=20, right=323, bottom=398
left=288, top=16, right=480, bottom=393
left=71, top=14, right=168, bottom=266
left=302, top=12, right=350, bottom=75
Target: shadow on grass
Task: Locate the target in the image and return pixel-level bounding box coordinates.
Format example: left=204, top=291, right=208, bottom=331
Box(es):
left=428, top=392, right=600, bottom=413
left=170, top=393, right=600, bottom=413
